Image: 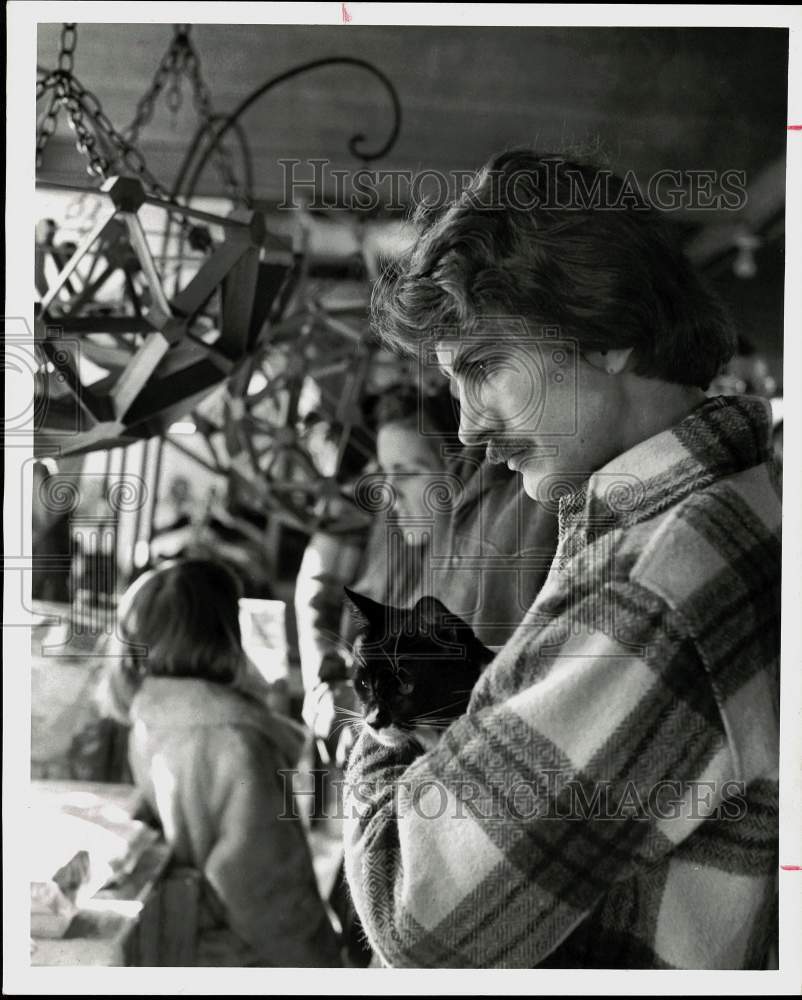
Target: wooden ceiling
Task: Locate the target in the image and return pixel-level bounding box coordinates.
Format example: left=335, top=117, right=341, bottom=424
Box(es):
left=36, top=23, right=789, bottom=209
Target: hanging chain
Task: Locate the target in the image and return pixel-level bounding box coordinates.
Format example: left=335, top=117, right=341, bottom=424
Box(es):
left=36, top=19, right=244, bottom=261
left=56, top=75, right=111, bottom=179
left=165, top=28, right=186, bottom=116
left=123, top=24, right=244, bottom=203
left=36, top=24, right=77, bottom=164
left=35, top=89, right=62, bottom=168
left=37, top=23, right=180, bottom=205
left=181, top=29, right=243, bottom=203
left=124, top=25, right=188, bottom=145
left=57, top=22, right=76, bottom=73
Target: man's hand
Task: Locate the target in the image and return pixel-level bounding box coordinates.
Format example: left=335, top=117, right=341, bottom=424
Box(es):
left=335, top=721, right=358, bottom=768
left=302, top=651, right=353, bottom=740
left=302, top=683, right=338, bottom=741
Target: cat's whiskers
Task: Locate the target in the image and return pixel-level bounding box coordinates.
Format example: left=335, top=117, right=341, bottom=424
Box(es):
left=337, top=634, right=361, bottom=668
left=393, top=629, right=401, bottom=672
left=333, top=706, right=363, bottom=718
left=328, top=722, right=347, bottom=740
left=330, top=717, right=359, bottom=738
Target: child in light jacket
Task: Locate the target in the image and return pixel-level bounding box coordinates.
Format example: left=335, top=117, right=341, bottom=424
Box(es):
left=98, top=558, right=342, bottom=967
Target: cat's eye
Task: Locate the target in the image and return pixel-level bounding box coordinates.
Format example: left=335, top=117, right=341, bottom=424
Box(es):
left=399, top=680, right=414, bottom=695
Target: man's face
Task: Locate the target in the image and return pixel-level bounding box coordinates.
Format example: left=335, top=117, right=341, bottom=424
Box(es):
left=435, top=326, right=624, bottom=501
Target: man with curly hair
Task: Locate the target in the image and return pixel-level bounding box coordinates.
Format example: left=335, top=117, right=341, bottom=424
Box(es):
left=343, top=149, right=780, bottom=969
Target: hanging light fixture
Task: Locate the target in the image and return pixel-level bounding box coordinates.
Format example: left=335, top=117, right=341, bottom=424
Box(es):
left=732, top=229, right=761, bottom=279
left=34, top=22, right=404, bottom=538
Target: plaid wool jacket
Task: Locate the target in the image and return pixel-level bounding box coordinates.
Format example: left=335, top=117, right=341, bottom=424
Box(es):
left=343, top=395, right=781, bottom=969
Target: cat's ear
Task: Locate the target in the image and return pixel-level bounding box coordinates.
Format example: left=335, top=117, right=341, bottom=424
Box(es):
left=344, top=587, right=390, bottom=630
left=414, top=595, right=477, bottom=639
left=413, top=595, right=493, bottom=664
left=413, top=595, right=457, bottom=628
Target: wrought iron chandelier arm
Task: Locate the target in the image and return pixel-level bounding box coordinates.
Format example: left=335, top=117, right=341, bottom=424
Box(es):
left=178, top=56, right=402, bottom=202
left=213, top=114, right=255, bottom=204
left=160, top=112, right=256, bottom=267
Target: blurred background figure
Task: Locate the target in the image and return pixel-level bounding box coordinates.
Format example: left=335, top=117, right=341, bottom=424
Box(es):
left=96, top=559, right=342, bottom=967
left=707, top=335, right=778, bottom=399
left=149, top=475, right=197, bottom=555
left=770, top=397, right=784, bottom=491
left=295, top=385, right=456, bottom=748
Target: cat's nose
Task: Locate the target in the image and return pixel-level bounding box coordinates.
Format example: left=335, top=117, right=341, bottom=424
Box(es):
left=365, top=709, right=383, bottom=729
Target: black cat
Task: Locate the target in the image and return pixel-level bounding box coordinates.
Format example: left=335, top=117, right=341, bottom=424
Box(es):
left=344, top=587, right=494, bottom=750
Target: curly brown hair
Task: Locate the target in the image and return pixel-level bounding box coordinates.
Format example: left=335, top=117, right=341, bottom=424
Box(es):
left=371, top=148, right=735, bottom=390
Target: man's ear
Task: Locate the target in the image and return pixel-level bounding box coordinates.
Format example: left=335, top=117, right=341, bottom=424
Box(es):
left=582, top=347, right=634, bottom=375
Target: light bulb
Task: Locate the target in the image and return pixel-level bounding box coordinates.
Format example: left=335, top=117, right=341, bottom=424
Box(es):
left=733, top=231, right=760, bottom=279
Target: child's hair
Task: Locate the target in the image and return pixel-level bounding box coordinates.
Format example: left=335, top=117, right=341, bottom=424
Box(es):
left=120, top=558, right=244, bottom=686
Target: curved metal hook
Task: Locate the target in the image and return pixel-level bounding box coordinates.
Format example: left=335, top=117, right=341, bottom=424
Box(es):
left=179, top=55, right=402, bottom=202
left=226, top=56, right=401, bottom=163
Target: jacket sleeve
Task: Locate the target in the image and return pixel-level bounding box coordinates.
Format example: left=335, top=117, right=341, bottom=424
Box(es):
left=343, top=578, right=736, bottom=968
left=202, top=730, right=341, bottom=967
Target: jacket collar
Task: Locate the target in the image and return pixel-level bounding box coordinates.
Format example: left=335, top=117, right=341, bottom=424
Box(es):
left=557, top=394, right=774, bottom=543
left=130, top=676, right=306, bottom=766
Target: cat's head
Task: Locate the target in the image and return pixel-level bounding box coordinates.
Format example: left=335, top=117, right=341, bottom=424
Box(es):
left=344, top=587, right=493, bottom=749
